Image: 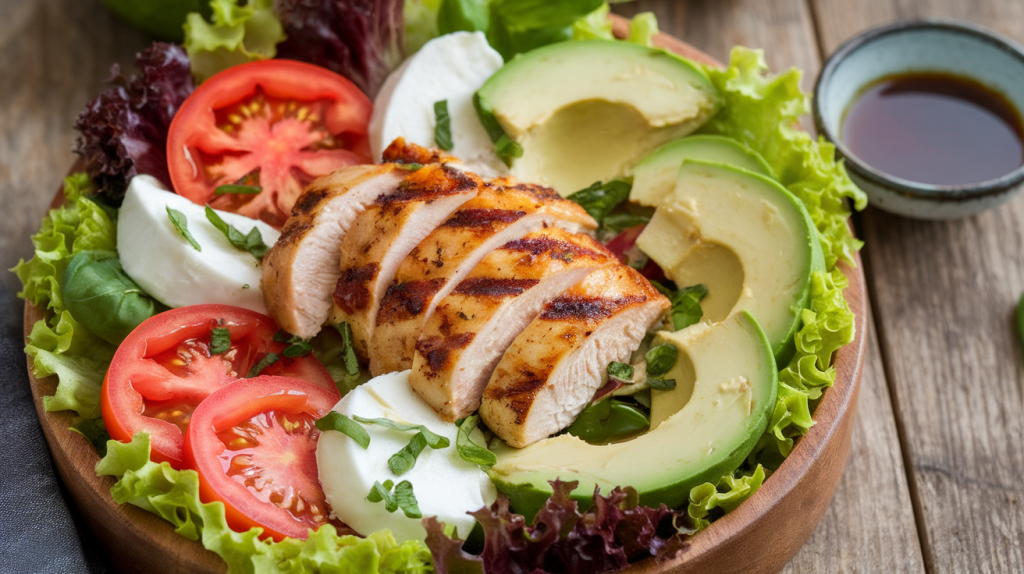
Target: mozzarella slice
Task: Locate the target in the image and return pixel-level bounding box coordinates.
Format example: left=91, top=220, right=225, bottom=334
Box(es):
left=370, top=31, right=506, bottom=176
left=117, top=175, right=280, bottom=314
left=317, top=370, right=496, bottom=541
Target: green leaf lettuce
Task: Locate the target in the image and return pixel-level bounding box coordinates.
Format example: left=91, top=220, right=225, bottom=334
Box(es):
left=183, top=0, right=286, bottom=82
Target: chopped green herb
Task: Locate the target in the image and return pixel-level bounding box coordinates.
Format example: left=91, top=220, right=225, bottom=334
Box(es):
left=367, top=480, right=398, bottom=512
left=273, top=329, right=314, bottom=359
left=209, top=327, right=231, bottom=355
left=607, top=361, right=634, bottom=382
left=214, top=184, right=262, bottom=195
left=566, top=180, right=631, bottom=228
left=455, top=415, right=496, bottom=467
left=166, top=207, right=201, bottom=251
left=654, top=282, right=708, bottom=331
left=398, top=162, right=424, bottom=171
left=389, top=432, right=428, bottom=475
left=246, top=352, right=279, bottom=377
left=646, top=377, right=677, bottom=390
left=352, top=416, right=450, bottom=449
left=494, top=134, right=523, bottom=166
left=645, top=344, right=677, bottom=378
left=367, top=480, right=421, bottom=519
left=315, top=412, right=371, bottom=449
left=335, top=322, right=360, bottom=377
left=205, top=206, right=269, bottom=261
left=603, top=210, right=653, bottom=233
left=433, top=100, right=453, bottom=151
left=242, top=284, right=250, bottom=289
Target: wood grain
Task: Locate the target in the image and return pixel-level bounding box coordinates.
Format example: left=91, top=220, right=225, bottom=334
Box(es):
left=813, top=1, right=1024, bottom=572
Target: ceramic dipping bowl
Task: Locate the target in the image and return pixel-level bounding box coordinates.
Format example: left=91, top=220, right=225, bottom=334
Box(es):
left=814, top=19, right=1024, bottom=219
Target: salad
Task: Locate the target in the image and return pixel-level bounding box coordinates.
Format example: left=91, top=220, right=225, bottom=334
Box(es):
left=14, top=0, right=866, bottom=573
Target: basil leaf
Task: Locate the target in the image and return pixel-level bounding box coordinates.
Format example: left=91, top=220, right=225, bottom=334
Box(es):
left=246, top=352, right=279, bottom=377
left=61, top=251, right=163, bottom=345
left=455, top=415, right=496, bottom=467
left=166, top=207, right=201, bottom=251
left=336, top=322, right=360, bottom=376
left=393, top=480, right=422, bottom=519
left=653, top=283, right=708, bottom=331
left=647, top=377, right=677, bottom=390
left=214, top=184, right=261, bottom=195
left=438, top=0, right=490, bottom=35
left=273, top=330, right=293, bottom=343
left=367, top=480, right=398, bottom=512
left=315, top=412, right=370, bottom=449
left=389, top=432, right=428, bottom=476
left=645, top=344, right=677, bottom=378
left=603, top=211, right=653, bottom=234
left=283, top=340, right=313, bottom=358
left=434, top=100, right=453, bottom=151
left=491, top=0, right=603, bottom=30
left=566, top=398, right=650, bottom=444
left=353, top=416, right=450, bottom=449
left=474, top=93, right=522, bottom=167
left=566, top=180, right=631, bottom=227
left=607, top=361, right=634, bottom=382
left=494, top=134, right=523, bottom=166
left=209, top=327, right=231, bottom=355
left=205, top=206, right=268, bottom=261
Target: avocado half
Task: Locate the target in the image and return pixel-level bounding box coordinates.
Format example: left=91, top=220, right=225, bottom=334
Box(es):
left=630, top=135, right=776, bottom=206
left=475, top=39, right=721, bottom=196
left=488, top=311, right=777, bottom=521
left=635, top=160, right=826, bottom=363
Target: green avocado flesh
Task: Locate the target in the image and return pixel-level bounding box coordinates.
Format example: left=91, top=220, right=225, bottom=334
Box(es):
left=635, top=160, right=825, bottom=362
left=488, top=311, right=777, bottom=521
left=475, top=39, right=720, bottom=196
left=630, top=135, right=775, bottom=206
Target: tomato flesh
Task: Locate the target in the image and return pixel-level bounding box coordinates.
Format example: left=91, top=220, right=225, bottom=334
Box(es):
left=168, top=60, right=372, bottom=228
left=185, top=376, right=345, bottom=540
left=101, top=305, right=338, bottom=469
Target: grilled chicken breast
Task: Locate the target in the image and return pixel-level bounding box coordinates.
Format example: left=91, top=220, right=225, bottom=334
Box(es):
left=331, top=163, right=480, bottom=357
left=409, top=227, right=617, bottom=421
left=480, top=265, right=670, bottom=448
left=261, top=164, right=406, bottom=339
left=370, top=180, right=596, bottom=375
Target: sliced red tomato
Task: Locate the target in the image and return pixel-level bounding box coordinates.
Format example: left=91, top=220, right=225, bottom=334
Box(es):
left=184, top=376, right=340, bottom=541
left=604, top=224, right=667, bottom=283
left=101, top=304, right=338, bottom=469
left=167, top=59, right=372, bottom=228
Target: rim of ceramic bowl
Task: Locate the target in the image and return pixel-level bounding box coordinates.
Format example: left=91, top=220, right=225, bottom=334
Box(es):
left=814, top=18, right=1024, bottom=202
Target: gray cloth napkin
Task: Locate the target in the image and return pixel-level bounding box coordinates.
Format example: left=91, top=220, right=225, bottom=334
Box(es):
left=0, top=285, right=109, bottom=574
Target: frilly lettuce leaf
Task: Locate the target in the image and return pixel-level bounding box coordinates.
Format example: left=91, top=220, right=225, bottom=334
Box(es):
left=183, top=0, right=286, bottom=82
left=97, top=433, right=434, bottom=574
left=687, top=465, right=766, bottom=532
left=700, top=47, right=867, bottom=269
left=13, top=173, right=118, bottom=419
left=405, top=0, right=443, bottom=53
left=571, top=4, right=614, bottom=40
left=625, top=11, right=657, bottom=46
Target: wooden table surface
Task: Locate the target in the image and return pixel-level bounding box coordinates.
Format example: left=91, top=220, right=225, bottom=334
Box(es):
left=2, top=0, right=1022, bottom=572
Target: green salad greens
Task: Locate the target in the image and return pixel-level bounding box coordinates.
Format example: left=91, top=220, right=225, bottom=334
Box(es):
left=183, top=0, right=285, bottom=82
left=98, top=433, right=432, bottom=574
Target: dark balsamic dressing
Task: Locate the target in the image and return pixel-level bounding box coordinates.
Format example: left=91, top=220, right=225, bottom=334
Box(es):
left=841, top=72, right=1024, bottom=186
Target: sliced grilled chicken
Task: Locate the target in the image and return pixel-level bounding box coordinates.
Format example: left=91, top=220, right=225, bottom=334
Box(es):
left=480, top=265, right=670, bottom=448
left=331, top=163, right=481, bottom=357
left=370, top=180, right=596, bottom=374
left=382, top=136, right=457, bottom=165
left=261, top=164, right=406, bottom=339
left=409, top=227, right=617, bottom=421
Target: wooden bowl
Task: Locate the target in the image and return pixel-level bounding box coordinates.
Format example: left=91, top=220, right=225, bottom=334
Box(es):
left=24, top=20, right=867, bottom=574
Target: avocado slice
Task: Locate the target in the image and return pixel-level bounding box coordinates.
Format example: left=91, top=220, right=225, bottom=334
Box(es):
left=630, top=135, right=776, bottom=206
left=635, top=160, right=825, bottom=362
left=475, top=40, right=720, bottom=195
left=488, top=311, right=777, bottom=520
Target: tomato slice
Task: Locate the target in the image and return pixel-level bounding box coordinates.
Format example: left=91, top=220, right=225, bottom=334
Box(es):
left=101, top=304, right=339, bottom=468
left=167, top=59, right=372, bottom=228
left=184, top=376, right=342, bottom=541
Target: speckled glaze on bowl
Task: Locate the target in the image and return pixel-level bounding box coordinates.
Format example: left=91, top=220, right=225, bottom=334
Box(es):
left=814, top=19, right=1024, bottom=219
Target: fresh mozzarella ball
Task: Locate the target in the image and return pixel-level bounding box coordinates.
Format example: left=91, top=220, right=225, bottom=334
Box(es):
left=370, top=31, right=506, bottom=177
left=317, top=370, right=496, bottom=541
left=117, top=175, right=280, bottom=314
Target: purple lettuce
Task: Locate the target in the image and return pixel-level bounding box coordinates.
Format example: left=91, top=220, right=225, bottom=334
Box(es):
left=424, top=480, right=693, bottom=574
left=274, top=0, right=405, bottom=97
left=74, top=42, right=194, bottom=204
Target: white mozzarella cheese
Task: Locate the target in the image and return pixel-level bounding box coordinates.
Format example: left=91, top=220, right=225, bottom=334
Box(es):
left=117, top=175, right=280, bottom=314
left=370, top=31, right=506, bottom=177
left=317, top=370, right=496, bottom=541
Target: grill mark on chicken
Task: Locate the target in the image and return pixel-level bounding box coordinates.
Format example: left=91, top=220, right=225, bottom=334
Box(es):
left=377, top=165, right=477, bottom=205
left=377, top=279, right=447, bottom=324
left=272, top=221, right=313, bottom=249
left=290, top=188, right=330, bottom=217
left=415, top=332, right=475, bottom=375
left=453, top=278, right=540, bottom=298
left=502, top=236, right=609, bottom=262
left=333, top=263, right=379, bottom=314
left=484, top=368, right=551, bottom=425
left=539, top=295, right=648, bottom=322
left=441, top=208, right=526, bottom=229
